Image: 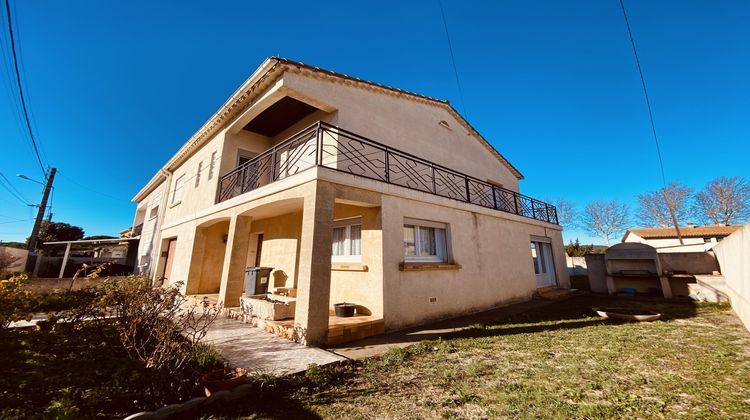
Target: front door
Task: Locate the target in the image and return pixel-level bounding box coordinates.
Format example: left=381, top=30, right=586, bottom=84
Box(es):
left=531, top=240, right=556, bottom=288
left=162, top=239, right=178, bottom=285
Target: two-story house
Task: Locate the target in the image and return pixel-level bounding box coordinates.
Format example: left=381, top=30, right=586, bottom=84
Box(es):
left=130, top=57, right=569, bottom=346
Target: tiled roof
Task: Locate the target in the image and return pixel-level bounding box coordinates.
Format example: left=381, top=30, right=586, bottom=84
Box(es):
left=626, top=225, right=741, bottom=239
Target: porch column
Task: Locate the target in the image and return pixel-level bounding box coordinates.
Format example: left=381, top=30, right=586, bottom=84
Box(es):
left=294, top=181, right=334, bottom=346
left=218, top=215, right=253, bottom=307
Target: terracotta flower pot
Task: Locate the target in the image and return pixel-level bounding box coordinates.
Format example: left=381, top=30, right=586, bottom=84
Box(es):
left=201, top=367, right=248, bottom=396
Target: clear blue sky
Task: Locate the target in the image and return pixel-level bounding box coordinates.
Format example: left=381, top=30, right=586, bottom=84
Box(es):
left=0, top=0, right=748, bottom=244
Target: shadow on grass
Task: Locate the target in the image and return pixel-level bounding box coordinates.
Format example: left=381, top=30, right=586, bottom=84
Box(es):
left=331, top=295, right=703, bottom=352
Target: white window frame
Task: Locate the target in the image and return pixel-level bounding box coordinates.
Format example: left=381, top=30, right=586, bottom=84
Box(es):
left=148, top=193, right=162, bottom=220
left=171, top=174, right=185, bottom=205
left=332, top=217, right=362, bottom=263
left=403, top=218, right=449, bottom=263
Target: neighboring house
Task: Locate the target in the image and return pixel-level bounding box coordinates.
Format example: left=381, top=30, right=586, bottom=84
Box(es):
left=130, top=57, right=568, bottom=346
left=622, top=224, right=741, bottom=253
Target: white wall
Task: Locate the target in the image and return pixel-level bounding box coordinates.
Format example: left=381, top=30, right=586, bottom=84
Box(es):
left=712, top=223, right=750, bottom=332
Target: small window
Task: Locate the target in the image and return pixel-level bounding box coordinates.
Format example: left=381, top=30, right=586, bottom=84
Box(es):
left=238, top=150, right=257, bottom=166
left=403, top=220, right=448, bottom=263
left=195, top=161, right=203, bottom=187
left=208, top=151, right=217, bottom=180
left=703, top=237, right=712, bottom=243
left=172, top=174, right=185, bottom=205
left=148, top=193, right=162, bottom=220
left=332, top=218, right=362, bottom=263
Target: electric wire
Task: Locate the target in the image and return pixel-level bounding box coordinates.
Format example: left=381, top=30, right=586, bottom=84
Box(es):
left=438, top=0, right=468, bottom=118
left=618, top=0, right=667, bottom=188
left=3, top=0, right=46, bottom=177
left=0, top=172, right=30, bottom=206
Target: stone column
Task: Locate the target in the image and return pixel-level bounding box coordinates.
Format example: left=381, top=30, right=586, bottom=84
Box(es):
left=294, top=181, right=334, bottom=346
left=218, top=215, right=253, bottom=307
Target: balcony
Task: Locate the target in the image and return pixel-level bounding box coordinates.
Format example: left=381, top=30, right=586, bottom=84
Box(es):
left=217, top=121, right=559, bottom=225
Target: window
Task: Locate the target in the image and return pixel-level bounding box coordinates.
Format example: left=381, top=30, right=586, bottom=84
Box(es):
left=208, top=151, right=217, bottom=180
left=171, top=174, right=185, bottom=205
left=403, top=219, right=448, bottom=263
left=238, top=150, right=257, bottom=166
left=703, top=237, right=713, bottom=243
left=148, top=193, right=162, bottom=220
left=331, top=218, right=362, bottom=263
left=195, top=161, right=203, bottom=187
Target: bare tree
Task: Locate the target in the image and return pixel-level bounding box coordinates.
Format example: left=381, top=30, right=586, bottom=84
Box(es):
left=693, top=176, right=750, bottom=225
left=582, top=200, right=630, bottom=246
left=546, top=198, right=578, bottom=229
left=636, top=181, right=693, bottom=227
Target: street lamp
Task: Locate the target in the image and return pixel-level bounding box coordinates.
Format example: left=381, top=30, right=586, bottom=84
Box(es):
left=17, top=173, right=45, bottom=185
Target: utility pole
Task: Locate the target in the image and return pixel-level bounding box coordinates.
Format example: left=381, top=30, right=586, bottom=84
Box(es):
left=25, top=167, right=56, bottom=271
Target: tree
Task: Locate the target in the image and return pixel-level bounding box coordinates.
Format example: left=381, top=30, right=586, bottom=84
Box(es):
left=636, top=181, right=693, bottom=228
left=582, top=200, right=629, bottom=246
left=31, top=221, right=85, bottom=244
left=546, top=198, right=578, bottom=229
left=565, top=239, right=595, bottom=257
left=693, top=176, right=750, bottom=225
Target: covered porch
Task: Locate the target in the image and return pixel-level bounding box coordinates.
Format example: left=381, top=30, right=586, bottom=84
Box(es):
left=183, top=181, right=384, bottom=346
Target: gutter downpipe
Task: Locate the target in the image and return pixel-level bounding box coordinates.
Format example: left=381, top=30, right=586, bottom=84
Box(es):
left=150, top=168, right=172, bottom=287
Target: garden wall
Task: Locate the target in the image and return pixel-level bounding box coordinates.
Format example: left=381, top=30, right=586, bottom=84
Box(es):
left=712, top=223, right=750, bottom=332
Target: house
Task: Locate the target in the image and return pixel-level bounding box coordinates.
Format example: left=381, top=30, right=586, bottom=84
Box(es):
left=129, top=57, right=568, bottom=346
left=622, top=224, right=741, bottom=253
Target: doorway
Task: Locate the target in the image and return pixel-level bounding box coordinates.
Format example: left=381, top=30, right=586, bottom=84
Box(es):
left=162, top=238, right=178, bottom=285
left=531, top=240, right=556, bottom=288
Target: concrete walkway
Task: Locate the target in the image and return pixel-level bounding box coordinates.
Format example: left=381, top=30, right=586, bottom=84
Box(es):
left=202, top=317, right=345, bottom=375
left=328, top=298, right=559, bottom=359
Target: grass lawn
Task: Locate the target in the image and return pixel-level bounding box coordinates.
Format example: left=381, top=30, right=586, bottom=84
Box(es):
left=214, top=296, right=750, bottom=419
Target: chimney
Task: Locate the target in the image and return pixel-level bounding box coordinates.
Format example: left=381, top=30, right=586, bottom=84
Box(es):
left=718, top=222, right=727, bottom=227
left=687, top=222, right=695, bottom=228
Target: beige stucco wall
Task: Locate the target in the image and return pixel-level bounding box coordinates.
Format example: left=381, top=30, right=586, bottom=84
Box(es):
left=713, top=223, right=750, bottom=332
left=329, top=203, right=384, bottom=317
left=379, top=191, right=567, bottom=331
left=250, top=212, right=303, bottom=290
left=133, top=182, right=166, bottom=277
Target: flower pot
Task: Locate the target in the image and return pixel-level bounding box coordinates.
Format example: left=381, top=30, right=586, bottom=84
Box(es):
left=334, top=303, right=356, bottom=317
left=201, top=367, right=248, bottom=397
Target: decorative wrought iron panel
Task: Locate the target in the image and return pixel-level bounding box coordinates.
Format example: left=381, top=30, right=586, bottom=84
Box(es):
left=273, top=128, right=318, bottom=181
left=468, top=179, right=494, bottom=209
left=494, top=188, right=516, bottom=213
left=242, top=153, right=273, bottom=191
left=434, top=167, right=467, bottom=200
left=388, top=152, right=434, bottom=193
left=319, top=128, right=387, bottom=181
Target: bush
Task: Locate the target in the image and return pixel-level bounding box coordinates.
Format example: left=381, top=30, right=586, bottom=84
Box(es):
left=0, top=274, right=38, bottom=328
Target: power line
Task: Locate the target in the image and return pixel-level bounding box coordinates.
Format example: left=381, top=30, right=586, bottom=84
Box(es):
left=0, top=172, right=30, bottom=206
left=438, top=0, right=468, bottom=118
left=57, top=169, right=131, bottom=203
left=3, top=0, right=46, bottom=177
left=0, top=170, right=28, bottom=202
left=618, top=0, right=667, bottom=188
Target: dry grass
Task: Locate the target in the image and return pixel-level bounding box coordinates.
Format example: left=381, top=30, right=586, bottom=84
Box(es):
left=215, top=296, right=750, bottom=419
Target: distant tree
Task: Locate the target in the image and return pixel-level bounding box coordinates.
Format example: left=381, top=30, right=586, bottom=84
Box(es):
left=636, top=181, right=693, bottom=227
left=693, top=176, right=750, bottom=225
left=83, top=235, right=116, bottom=240
left=31, top=221, right=85, bottom=244
left=582, top=200, right=629, bottom=246
left=546, top=198, right=578, bottom=229
left=565, top=239, right=595, bottom=257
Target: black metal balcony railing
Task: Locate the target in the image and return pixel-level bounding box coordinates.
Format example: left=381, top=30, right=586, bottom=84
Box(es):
left=217, top=121, right=559, bottom=224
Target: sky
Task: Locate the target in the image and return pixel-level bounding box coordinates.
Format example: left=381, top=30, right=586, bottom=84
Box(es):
left=0, top=0, right=748, bottom=245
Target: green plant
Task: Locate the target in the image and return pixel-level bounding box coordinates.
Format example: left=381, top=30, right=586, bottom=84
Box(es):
left=0, top=273, right=39, bottom=328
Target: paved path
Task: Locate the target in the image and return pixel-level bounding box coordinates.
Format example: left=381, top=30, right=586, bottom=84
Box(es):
left=203, top=317, right=345, bottom=375
left=328, top=298, right=558, bottom=359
